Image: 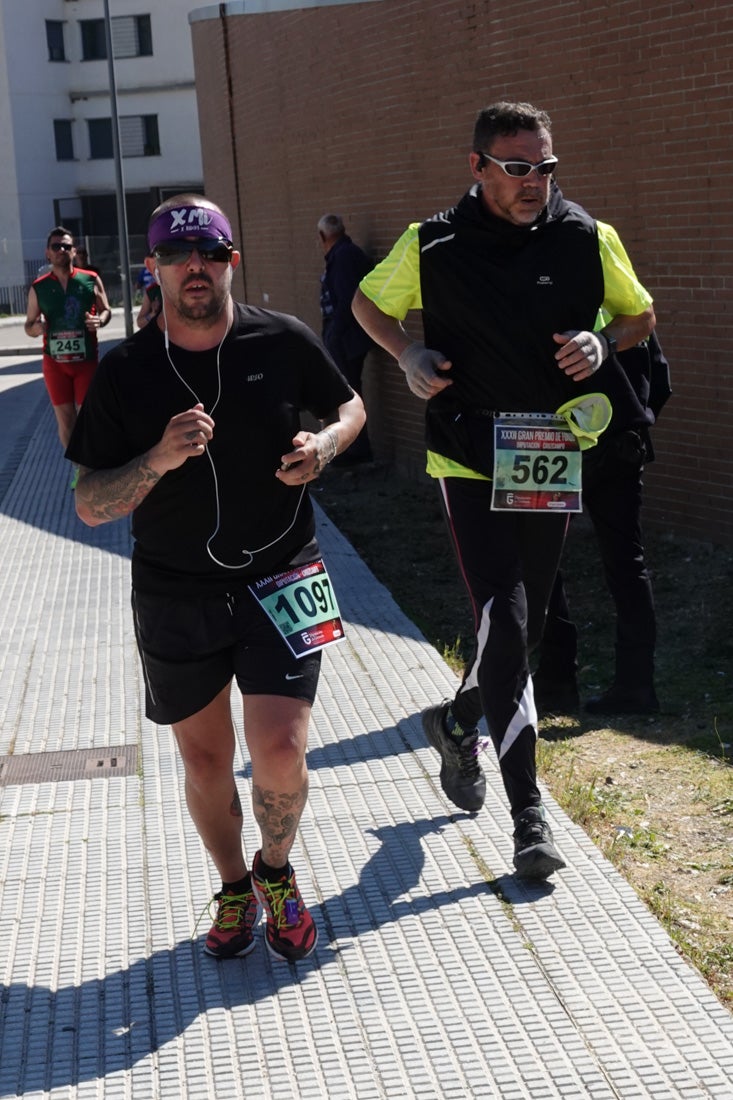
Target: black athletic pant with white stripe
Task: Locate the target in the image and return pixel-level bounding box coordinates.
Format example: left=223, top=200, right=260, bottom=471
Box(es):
left=437, top=477, right=568, bottom=818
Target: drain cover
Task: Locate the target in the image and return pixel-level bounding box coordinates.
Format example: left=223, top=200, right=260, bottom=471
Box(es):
left=0, top=746, right=138, bottom=786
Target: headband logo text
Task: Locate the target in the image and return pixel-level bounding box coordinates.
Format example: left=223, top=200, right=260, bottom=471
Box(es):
left=168, top=208, right=214, bottom=234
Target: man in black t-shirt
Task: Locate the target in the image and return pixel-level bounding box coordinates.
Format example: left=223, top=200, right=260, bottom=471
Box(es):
left=68, top=194, right=365, bottom=964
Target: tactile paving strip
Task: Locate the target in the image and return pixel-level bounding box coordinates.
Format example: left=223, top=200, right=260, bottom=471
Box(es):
left=0, top=399, right=731, bottom=1100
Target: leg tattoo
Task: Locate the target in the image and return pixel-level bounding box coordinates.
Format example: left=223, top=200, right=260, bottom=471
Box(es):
left=252, top=784, right=307, bottom=859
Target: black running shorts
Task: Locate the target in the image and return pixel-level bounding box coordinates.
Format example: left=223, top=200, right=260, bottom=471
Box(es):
left=131, top=587, right=322, bottom=725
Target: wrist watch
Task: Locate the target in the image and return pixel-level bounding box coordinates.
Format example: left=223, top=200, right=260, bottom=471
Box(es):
left=602, top=330, right=618, bottom=359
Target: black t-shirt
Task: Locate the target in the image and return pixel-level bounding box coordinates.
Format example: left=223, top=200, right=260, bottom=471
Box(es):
left=67, top=302, right=353, bottom=594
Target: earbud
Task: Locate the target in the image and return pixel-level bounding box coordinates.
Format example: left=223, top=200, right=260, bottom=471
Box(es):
left=154, top=266, right=160, bottom=282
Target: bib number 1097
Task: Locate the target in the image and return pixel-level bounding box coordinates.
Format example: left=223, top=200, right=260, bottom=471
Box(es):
left=250, top=558, right=345, bottom=658
left=272, top=576, right=335, bottom=627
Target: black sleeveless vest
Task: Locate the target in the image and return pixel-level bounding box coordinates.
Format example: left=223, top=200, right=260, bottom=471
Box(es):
left=417, top=185, right=649, bottom=472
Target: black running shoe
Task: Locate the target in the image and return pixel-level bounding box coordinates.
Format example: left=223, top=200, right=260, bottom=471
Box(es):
left=513, top=806, right=566, bottom=880
left=422, top=701, right=486, bottom=811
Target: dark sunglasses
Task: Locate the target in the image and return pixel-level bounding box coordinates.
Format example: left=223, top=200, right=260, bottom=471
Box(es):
left=50, top=242, right=74, bottom=252
left=152, top=239, right=233, bottom=266
left=479, top=152, right=558, bottom=178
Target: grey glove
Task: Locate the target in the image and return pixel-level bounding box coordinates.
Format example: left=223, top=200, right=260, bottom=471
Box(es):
left=397, top=341, right=450, bottom=399
left=565, top=330, right=606, bottom=374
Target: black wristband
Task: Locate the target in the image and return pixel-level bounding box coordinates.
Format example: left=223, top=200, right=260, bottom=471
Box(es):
left=601, top=330, right=618, bottom=359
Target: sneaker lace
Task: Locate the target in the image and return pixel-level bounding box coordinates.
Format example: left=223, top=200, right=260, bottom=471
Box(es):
left=515, top=812, right=549, bottom=846
left=214, top=892, right=250, bottom=930
left=193, top=890, right=249, bottom=937
left=522, top=821, right=544, bottom=843
left=455, top=733, right=487, bottom=779
left=258, top=874, right=302, bottom=929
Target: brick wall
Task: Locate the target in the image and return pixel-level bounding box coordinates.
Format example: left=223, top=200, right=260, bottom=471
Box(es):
left=191, top=0, right=733, bottom=545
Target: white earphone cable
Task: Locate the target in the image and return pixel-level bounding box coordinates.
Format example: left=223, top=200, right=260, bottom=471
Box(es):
left=159, top=285, right=306, bottom=570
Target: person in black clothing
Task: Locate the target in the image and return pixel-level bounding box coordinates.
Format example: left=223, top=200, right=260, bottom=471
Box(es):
left=74, top=248, right=99, bottom=276
left=318, top=214, right=374, bottom=463
left=136, top=280, right=163, bottom=328
left=534, top=331, right=671, bottom=716
left=353, top=102, right=656, bottom=880
left=67, top=194, right=365, bottom=963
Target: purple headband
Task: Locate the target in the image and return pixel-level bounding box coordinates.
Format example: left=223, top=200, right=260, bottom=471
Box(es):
left=148, top=204, right=233, bottom=251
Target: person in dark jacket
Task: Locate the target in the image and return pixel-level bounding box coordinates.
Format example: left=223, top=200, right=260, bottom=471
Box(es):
left=353, top=101, right=656, bottom=881
left=318, top=214, right=374, bottom=463
left=533, top=330, right=671, bottom=716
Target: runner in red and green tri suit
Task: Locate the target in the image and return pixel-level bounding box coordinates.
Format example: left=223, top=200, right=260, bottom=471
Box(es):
left=25, top=226, right=113, bottom=451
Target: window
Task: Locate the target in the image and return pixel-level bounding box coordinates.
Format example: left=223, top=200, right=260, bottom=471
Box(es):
left=121, top=115, right=160, bottom=157
left=88, top=116, right=160, bottom=159
left=54, top=120, right=74, bottom=161
left=80, top=20, right=106, bottom=60
left=81, top=15, right=152, bottom=61
left=46, top=20, right=66, bottom=62
left=114, top=14, right=152, bottom=57
left=88, top=119, right=113, bottom=160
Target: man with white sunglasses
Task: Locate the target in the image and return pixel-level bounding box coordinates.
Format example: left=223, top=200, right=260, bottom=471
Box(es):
left=353, top=101, right=655, bottom=880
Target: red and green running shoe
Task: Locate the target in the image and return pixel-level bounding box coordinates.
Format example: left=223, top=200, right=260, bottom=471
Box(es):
left=252, top=851, right=318, bottom=962
left=203, top=884, right=262, bottom=958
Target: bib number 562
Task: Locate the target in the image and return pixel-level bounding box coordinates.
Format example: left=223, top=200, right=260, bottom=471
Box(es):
left=511, top=453, right=569, bottom=486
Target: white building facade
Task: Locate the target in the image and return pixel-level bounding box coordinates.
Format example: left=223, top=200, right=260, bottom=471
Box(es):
left=0, top=0, right=204, bottom=309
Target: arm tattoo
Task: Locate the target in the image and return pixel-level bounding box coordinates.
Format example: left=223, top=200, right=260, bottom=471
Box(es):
left=230, top=788, right=243, bottom=818
left=76, top=456, right=162, bottom=523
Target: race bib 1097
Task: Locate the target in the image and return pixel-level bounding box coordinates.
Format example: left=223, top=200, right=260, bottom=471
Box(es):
left=250, top=558, right=345, bottom=658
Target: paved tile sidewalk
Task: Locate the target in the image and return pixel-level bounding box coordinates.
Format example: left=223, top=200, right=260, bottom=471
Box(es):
left=0, top=352, right=732, bottom=1099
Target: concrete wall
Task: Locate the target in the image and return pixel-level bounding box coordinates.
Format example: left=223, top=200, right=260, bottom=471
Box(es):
left=189, top=0, right=733, bottom=547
